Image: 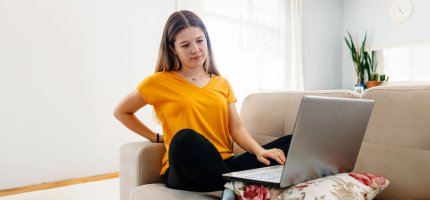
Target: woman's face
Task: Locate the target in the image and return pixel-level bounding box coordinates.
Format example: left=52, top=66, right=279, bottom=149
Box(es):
left=172, top=27, right=208, bottom=70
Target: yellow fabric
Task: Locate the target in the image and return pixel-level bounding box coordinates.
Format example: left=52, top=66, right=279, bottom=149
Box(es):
left=137, top=71, right=237, bottom=175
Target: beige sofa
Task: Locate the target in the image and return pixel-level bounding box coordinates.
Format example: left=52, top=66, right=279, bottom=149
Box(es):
left=120, top=85, right=430, bottom=200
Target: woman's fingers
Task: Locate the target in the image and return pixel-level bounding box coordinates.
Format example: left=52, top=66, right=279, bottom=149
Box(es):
left=276, top=149, right=286, bottom=163
left=257, top=148, right=286, bottom=165
left=257, top=156, right=271, bottom=166
left=270, top=151, right=285, bottom=165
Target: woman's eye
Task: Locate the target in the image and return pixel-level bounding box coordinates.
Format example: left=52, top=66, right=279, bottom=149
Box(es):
left=181, top=44, right=189, bottom=48
left=197, top=40, right=204, bottom=43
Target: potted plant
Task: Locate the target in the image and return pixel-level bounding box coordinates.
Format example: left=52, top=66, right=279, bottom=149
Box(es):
left=379, top=74, right=389, bottom=82
left=344, top=31, right=367, bottom=91
left=364, top=50, right=381, bottom=89
left=345, top=31, right=388, bottom=92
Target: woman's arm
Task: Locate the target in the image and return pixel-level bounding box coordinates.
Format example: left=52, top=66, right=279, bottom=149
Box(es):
left=228, top=103, right=284, bottom=165
left=113, top=90, right=164, bottom=143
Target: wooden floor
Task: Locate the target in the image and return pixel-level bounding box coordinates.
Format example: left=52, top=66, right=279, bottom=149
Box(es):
left=0, top=172, right=119, bottom=197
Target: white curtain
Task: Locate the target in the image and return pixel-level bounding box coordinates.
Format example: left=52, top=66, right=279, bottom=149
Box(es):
left=290, top=0, right=304, bottom=90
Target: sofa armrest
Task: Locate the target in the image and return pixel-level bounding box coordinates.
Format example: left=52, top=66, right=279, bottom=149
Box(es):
left=120, top=141, right=166, bottom=200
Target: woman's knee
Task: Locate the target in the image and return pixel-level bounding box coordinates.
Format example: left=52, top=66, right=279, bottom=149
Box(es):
left=169, top=129, right=207, bottom=164
left=171, top=128, right=203, bottom=145
left=170, top=129, right=207, bottom=155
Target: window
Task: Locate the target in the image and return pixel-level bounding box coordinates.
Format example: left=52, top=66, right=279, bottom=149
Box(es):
left=203, top=0, right=287, bottom=91
left=382, top=43, right=430, bottom=82
left=177, top=0, right=289, bottom=102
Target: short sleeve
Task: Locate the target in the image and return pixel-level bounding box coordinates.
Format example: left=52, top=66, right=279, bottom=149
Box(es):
left=136, top=75, right=155, bottom=105
left=225, top=79, right=237, bottom=104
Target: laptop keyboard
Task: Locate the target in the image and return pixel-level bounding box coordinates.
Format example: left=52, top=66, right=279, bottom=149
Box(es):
left=243, top=168, right=282, bottom=181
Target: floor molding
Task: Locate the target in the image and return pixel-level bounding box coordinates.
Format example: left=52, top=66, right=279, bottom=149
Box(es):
left=0, top=172, right=119, bottom=197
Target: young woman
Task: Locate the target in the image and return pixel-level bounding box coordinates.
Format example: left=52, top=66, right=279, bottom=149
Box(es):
left=114, top=10, right=292, bottom=192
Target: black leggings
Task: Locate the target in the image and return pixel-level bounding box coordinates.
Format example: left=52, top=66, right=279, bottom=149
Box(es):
left=164, top=129, right=292, bottom=192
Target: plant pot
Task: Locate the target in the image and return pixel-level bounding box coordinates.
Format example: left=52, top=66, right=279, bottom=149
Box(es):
left=365, top=81, right=381, bottom=89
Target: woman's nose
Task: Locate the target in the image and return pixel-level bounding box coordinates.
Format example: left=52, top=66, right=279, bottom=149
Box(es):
left=191, top=43, right=199, bottom=54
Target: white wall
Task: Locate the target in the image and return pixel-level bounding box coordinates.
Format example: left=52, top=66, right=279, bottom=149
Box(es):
left=304, top=0, right=430, bottom=90
left=342, top=0, right=430, bottom=89
left=0, top=0, right=172, bottom=189
left=302, top=0, right=344, bottom=90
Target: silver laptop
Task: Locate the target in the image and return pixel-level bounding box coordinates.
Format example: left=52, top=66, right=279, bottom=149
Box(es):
left=222, top=95, right=374, bottom=188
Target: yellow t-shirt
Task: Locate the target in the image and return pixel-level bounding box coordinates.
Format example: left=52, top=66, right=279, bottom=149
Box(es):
left=136, top=71, right=237, bottom=175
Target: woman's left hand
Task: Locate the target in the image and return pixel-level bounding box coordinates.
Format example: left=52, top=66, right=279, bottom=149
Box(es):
left=255, top=148, right=286, bottom=166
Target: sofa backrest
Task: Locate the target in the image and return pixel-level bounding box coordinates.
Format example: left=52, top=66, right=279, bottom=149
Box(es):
left=354, top=85, right=430, bottom=200
left=234, top=90, right=359, bottom=155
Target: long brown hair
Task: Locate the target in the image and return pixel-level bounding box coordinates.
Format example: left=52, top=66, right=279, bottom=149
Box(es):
left=155, top=10, right=220, bottom=76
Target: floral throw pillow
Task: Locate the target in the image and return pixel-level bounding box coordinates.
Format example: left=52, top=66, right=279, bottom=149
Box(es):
left=224, top=172, right=390, bottom=200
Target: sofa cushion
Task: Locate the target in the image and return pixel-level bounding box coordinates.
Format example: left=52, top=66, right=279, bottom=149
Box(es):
left=225, top=172, right=389, bottom=200
left=130, top=183, right=222, bottom=200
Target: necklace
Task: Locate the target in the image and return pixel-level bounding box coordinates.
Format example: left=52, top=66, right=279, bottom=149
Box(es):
left=179, top=71, right=209, bottom=81
left=191, top=73, right=209, bottom=81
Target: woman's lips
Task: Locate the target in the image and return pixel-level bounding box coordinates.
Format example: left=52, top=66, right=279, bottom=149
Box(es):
left=191, top=55, right=202, bottom=61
